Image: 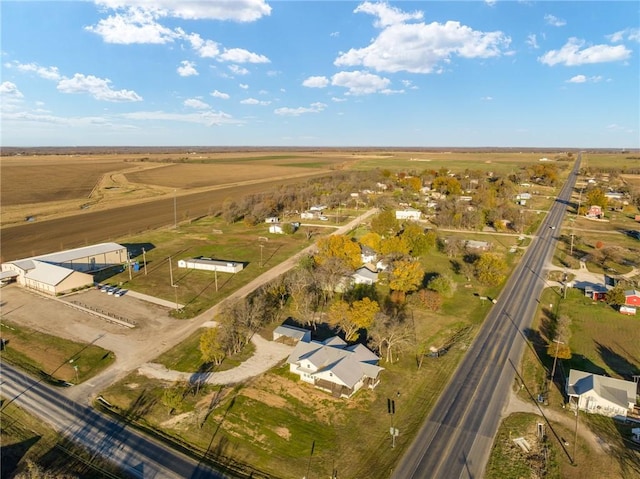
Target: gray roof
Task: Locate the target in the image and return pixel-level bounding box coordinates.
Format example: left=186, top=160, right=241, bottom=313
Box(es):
left=625, top=290, right=640, bottom=297
left=183, top=257, right=238, bottom=267
left=287, top=336, right=383, bottom=389
left=353, top=267, right=378, bottom=281
left=274, top=325, right=309, bottom=341
left=10, top=242, right=125, bottom=266
left=25, top=260, right=76, bottom=286
left=568, top=369, right=636, bottom=409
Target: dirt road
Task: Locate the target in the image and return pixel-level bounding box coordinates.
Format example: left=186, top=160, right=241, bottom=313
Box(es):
left=1, top=172, right=327, bottom=261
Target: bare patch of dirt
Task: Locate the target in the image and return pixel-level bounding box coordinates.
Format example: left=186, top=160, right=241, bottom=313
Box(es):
left=274, top=426, right=291, bottom=440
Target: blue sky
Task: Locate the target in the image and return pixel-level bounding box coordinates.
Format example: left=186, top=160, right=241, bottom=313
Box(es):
left=1, top=1, right=638, bottom=148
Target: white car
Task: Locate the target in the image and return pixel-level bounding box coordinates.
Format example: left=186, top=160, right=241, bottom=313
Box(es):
left=319, top=215, right=329, bottom=221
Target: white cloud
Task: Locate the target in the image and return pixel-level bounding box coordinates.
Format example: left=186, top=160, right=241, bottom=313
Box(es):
left=354, top=1, right=423, bottom=28
left=85, top=7, right=179, bottom=44
left=544, top=14, right=566, bottom=27
left=240, top=98, right=270, bottom=105
left=94, top=0, right=272, bottom=22
left=57, top=73, right=143, bottom=102
left=0, top=81, right=24, bottom=105
left=336, top=5, right=511, bottom=74
left=331, top=97, right=347, bottom=102
left=239, top=83, right=249, bottom=90
left=7, top=61, right=62, bottom=80
left=526, top=34, right=539, bottom=49
left=485, top=0, right=497, bottom=7
left=177, top=60, right=198, bottom=76
left=121, top=109, right=242, bottom=127
left=184, top=98, right=209, bottom=109
left=607, top=28, right=640, bottom=43
left=302, top=76, right=330, bottom=88
left=219, top=48, right=269, bottom=64
left=566, top=74, right=602, bottom=83
left=539, top=38, right=631, bottom=66
left=211, top=89, right=230, bottom=99
left=184, top=33, right=220, bottom=58
left=228, top=64, right=249, bottom=75
left=330, top=31, right=340, bottom=38
left=274, top=102, right=327, bottom=116
left=331, top=70, right=391, bottom=95
left=481, top=96, right=493, bottom=101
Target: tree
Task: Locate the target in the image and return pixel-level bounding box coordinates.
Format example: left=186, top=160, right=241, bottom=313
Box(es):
left=389, top=260, right=425, bottom=301
left=419, top=289, right=443, bottom=311
left=162, top=383, right=184, bottom=416
left=359, top=232, right=382, bottom=252
left=328, top=298, right=380, bottom=342
left=605, top=284, right=626, bottom=306
left=380, top=235, right=410, bottom=257
left=315, top=234, right=361, bottom=270
left=432, top=176, right=462, bottom=195
left=586, top=188, right=608, bottom=208
left=368, top=314, right=413, bottom=363
left=371, top=210, right=400, bottom=236
left=200, top=327, right=225, bottom=366
left=474, top=253, right=507, bottom=286
left=427, top=274, right=456, bottom=298
left=400, top=223, right=435, bottom=257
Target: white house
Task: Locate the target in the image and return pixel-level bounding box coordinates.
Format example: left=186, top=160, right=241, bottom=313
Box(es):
left=352, top=266, right=378, bottom=285
left=567, top=369, right=637, bottom=417
left=273, top=324, right=312, bottom=344
left=177, top=257, right=243, bottom=273
left=269, top=224, right=284, bottom=234
left=265, top=216, right=279, bottom=223
left=309, top=205, right=327, bottom=212
left=301, top=211, right=316, bottom=219
left=395, top=209, right=421, bottom=220
left=287, top=336, right=383, bottom=398
left=360, top=245, right=377, bottom=264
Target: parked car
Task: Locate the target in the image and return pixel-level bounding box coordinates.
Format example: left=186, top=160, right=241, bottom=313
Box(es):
left=107, top=287, right=119, bottom=295
left=100, top=285, right=111, bottom=293
left=114, top=289, right=127, bottom=297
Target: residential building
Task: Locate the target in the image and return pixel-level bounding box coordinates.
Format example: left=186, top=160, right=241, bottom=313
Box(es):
left=352, top=266, right=378, bottom=285
left=360, top=244, right=377, bottom=264
left=395, top=209, right=421, bottom=220
left=586, top=205, right=603, bottom=218
left=624, top=290, right=640, bottom=307
left=567, top=369, right=637, bottom=417
left=287, top=336, right=383, bottom=398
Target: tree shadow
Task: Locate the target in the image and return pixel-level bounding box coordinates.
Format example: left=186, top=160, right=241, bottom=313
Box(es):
left=0, top=436, right=41, bottom=479
left=567, top=354, right=607, bottom=377
left=595, top=341, right=640, bottom=380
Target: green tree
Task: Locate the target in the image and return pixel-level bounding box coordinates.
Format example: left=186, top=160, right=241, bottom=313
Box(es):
left=162, top=383, right=184, bottom=416
left=432, top=176, right=462, bottom=195
left=605, top=284, right=626, bottom=306
left=315, top=234, right=361, bottom=270
left=474, top=253, right=507, bottom=286
left=200, top=328, right=225, bottom=366
left=360, top=232, right=382, bottom=252
left=380, top=236, right=411, bottom=257
left=428, top=274, right=456, bottom=298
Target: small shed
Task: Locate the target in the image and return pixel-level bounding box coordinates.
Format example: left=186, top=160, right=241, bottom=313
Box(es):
left=177, top=257, right=243, bottom=273
left=273, top=325, right=311, bottom=345
left=620, top=305, right=637, bottom=315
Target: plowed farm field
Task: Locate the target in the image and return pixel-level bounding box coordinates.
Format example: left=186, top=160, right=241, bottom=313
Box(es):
left=0, top=151, right=338, bottom=261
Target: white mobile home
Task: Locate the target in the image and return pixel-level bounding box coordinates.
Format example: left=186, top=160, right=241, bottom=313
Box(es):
left=177, top=257, right=243, bottom=273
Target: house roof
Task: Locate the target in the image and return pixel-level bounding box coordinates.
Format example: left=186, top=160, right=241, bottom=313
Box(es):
left=181, top=257, right=239, bottom=267
left=24, top=260, right=76, bottom=286
left=353, top=267, right=378, bottom=281
left=360, top=244, right=376, bottom=256
left=287, top=336, right=383, bottom=389
left=274, top=325, right=309, bottom=341
left=568, top=369, right=636, bottom=409
left=26, top=242, right=126, bottom=264
left=624, top=290, right=640, bottom=297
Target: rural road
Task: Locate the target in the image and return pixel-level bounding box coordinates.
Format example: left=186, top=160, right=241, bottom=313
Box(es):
left=66, top=207, right=379, bottom=404
left=0, top=363, right=231, bottom=479
left=392, top=156, right=581, bottom=479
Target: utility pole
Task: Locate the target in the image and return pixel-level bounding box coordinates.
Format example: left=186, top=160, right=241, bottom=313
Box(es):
left=260, top=243, right=264, bottom=268
left=388, top=398, right=397, bottom=448
left=169, top=256, right=174, bottom=287
left=572, top=396, right=579, bottom=465
left=173, top=189, right=177, bottom=229
left=142, top=247, right=147, bottom=275
left=549, top=339, right=564, bottom=392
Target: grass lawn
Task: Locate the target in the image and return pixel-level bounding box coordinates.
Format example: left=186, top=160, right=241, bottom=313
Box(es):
left=0, top=399, right=130, bottom=479
left=0, top=320, right=114, bottom=385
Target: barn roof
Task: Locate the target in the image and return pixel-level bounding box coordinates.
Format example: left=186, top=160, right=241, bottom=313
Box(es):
left=29, top=242, right=126, bottom=264
left=25, top=260, right=75, bottom=286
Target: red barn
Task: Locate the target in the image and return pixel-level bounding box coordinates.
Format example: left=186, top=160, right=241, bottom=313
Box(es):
left=625, top=290, right=640, bottom=307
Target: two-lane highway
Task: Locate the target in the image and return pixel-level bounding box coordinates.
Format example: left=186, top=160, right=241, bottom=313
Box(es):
left=393, top=155, right=580, bottom=478
left=1, top=364, right=232, bottom=479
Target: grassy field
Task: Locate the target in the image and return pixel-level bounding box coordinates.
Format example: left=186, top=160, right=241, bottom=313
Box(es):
left=0, top=320, right=114, bottom=384
left=0, top=399, right=130, bottom=479
left=503, top=285, right=640, bottom=479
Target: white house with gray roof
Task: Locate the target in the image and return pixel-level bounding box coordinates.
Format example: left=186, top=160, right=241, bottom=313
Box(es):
left=287, top=336, right=383, bottom=398
left=567, top=369, right=637, bottom=417
left=1, top=243, right=127, bottom=295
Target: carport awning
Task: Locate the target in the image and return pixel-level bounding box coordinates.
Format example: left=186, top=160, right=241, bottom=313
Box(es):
left=0, top=271, right=18, bottom=280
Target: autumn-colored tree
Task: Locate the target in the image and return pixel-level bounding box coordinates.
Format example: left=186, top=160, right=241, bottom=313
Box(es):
left=399, top=223, right=433, bottom=257
left=405, top=176, right=422, bottom=192
left=474, top=253, right=508, bottom=286
left=371, top=210, right=400, bottom=236
left=432, top=176, right=462, bottom=196
left=419, top=289, right=443, bottom=311
left=380, top=236, right=411, bottom=257
left=200, top=328, right=226, bottom=366
left=546, top=341, right=572, bottom=360
left=586, top=188, right=608, bottom=208
left=328, top=298, right=380, bottom=341
left=359, top=232, right=382, bottom=252
left=315, top=234, right=361, bottom=270
left=389, top=260, right=425, bottom=300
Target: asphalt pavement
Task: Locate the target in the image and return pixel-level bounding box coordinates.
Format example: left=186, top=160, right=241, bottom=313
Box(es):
left=392, top=155, right=581, bottom=478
